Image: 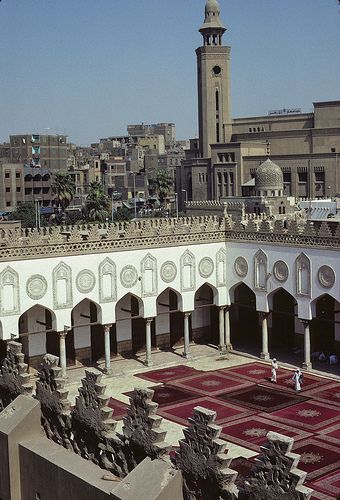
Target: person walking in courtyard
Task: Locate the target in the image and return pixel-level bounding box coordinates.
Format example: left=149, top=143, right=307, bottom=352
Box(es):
left=271, top=358, right=278, bottom=383
left=292, top=368, right=303, bottom=392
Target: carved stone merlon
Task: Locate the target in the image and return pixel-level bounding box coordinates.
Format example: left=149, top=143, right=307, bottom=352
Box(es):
left=243, top=431, right=313, bottom=499
left=0, top=341, right=32, bottom=411
left=175, top=406, right=239, bottom=500
left=122, top=388, right=171, bottom=463
left=35, top=353, right=72, bottom=448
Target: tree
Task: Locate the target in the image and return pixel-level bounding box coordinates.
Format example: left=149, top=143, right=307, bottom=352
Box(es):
left=83, top=181, right=109, bottom=222
left=51, top=171, right=76, bottom=210
left=112, top=206, right=133, bottom=222
left=150, top=169, right=173, bottom=206
left=8, top=201, right=45, bottom=228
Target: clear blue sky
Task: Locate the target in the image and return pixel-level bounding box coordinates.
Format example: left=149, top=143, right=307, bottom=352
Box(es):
left=1, top=0, right=340, bottom=145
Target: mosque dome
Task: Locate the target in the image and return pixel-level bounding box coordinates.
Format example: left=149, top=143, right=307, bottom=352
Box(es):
left=255, top=158, right=284, bottom=196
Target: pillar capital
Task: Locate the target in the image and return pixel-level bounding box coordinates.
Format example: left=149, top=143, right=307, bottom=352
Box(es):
left=258, top=311, right=270, bottom=321
left=184, top=311, right=192, bottom=319
left=145, top=317, right=154, bottom=325
left=300, top=319, right=311, bottom=328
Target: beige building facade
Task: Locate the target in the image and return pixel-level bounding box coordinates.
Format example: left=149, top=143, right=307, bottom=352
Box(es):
left=178, top=1, right=340, bottom=205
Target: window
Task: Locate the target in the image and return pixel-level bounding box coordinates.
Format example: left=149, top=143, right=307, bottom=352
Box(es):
left=5, top=187, right=10, bottom=193
left=6, top=201, right=11, bottom=207
left=16, top=172, right=20, bottom=178
left=298, top=172, right=307, bottom=183
left=5, top=172, right=10, bottom=179
left=16, top=187, right=21, bottom=193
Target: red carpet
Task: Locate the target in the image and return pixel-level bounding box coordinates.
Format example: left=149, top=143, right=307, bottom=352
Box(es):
left=230, top=457, right=255, bottom=488
left=125, top=385, right=196, bottom=407
left=308, top=469, right=340, bottom=499
left=274, top=371, right=331, bottom=392
left=134, top=364, right=200, bottom=383
left=107, top=398, right=128, bottom=419
left=303, top=382, right=340, bottom=407
left=159, top=397, right=254, bottom=426
left=292, top=438, right=340, bottom=481
left=220, top=415, right=311, bottom=451
left=171, top=372, right=253, bottom=396
left=218, top=385, right=306, bottom=412
left=219, top=362, right=274, bottom=382
left=317, top=422, right=340, bottom=446
left=266, top=400, right=340, bottom=431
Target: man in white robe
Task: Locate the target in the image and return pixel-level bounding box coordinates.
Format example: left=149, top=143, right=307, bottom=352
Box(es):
left=292, top=369, right=303, bottom=392
left=271, top=358, right=278, bottom=383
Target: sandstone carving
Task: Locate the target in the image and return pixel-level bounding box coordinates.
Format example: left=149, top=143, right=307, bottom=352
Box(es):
left=0, top=341, right=32, bottom=411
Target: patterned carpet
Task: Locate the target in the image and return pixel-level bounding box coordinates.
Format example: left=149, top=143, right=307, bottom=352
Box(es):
left=130, top=361, right=340, bottom=498
left=107, top=397, right=128, bottom=419
left=220, top=415, right=311, bottom=451
left=159, top=397, right=254, bottom=425
left=124, top=384, right=196, bottom=407
left=218, top=385, right=307, bottom=412
left=265, top=400, right=340, bottom=431
left=134, top=364, right=201, bottom=383
left=170, top=371, right=253, bottom=396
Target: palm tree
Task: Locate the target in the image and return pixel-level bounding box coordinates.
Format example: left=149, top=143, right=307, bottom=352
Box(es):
left=83, top=181, right=109, bottom=222
left=51, top=171, right=76, bottom=210
left=151, top=169, right=173, bottom=206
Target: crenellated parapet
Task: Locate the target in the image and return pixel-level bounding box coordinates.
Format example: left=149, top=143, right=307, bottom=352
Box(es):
left=1, top=215, right=340, bottom=261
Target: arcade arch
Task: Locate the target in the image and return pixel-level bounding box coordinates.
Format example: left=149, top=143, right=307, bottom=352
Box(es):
left=71, top=299, right=105, bottom=366
left=192, top=284, right=219, bottom=346
left=230, top=283, right=260, bottom=355
left=18, top=304, right=57, bottom=368
left=310, top=294, right=340, bottom=364
left=156, top=288, right=184, bottom=348
left=115, top=293, right=155, bottom=356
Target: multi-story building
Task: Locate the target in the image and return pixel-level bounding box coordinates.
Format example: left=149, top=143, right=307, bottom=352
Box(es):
left=9, top=134, right=68, bottom=170
left=0, top=162, right=25, bottom=211
left=127, top=123, right=176, bottom=148
left=178, top=1, right=340, bottom=205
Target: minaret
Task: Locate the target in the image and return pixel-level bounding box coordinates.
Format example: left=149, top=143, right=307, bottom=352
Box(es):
left=196, top=0, right=232, bottom=158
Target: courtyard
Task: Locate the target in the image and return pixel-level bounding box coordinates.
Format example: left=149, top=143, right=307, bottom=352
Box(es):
left=64, top=344, right=340, bottom=500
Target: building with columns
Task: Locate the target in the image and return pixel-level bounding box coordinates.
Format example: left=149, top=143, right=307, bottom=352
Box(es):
left=0, top=215, right=339, bottom=376
left=178, top=0, right=340, bottom=205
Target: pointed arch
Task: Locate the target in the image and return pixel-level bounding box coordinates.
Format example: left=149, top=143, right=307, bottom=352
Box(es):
left=254, top=249, right=268, bottom=291
left=194, top=282, right=218, bottom=306
left=99, top=257, right=117, bottom=303
left=296, top=253, right=311, bottom=297
left=180, top=249, right=195, bottom=292
left=53, top=261, right=73, bottom=310
left=141, top=253, right=158, bottom=298
left=0, top=266, right=20, bottom=316
left=216, top=247, right=227, bottom=287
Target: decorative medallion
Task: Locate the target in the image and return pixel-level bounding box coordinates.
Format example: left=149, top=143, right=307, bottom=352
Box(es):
left=253, top=395, right=272, bottom=402
left=297, top=409, right=321, bottom=418
left=318, top=265, right=335, bottom=289
left=199, top=257, right=214, bottom=279
left=201, top=380, right=221, bottom=387
left=160, top=261, right=177, bottom=283
left=26, top=275, right=48, bottom=300
left=234, top=257, right=248, bottom=278
left=273, top=260, right=289, bottom=282
left=76, top=270, right=96, bottom=293
left=249, top=369, right=266, bottom=375
left=243, top=428, right=267, bottom=438
left=120, top=265, right=138, bottom=288
left=299, top=452, right=323, bottom=465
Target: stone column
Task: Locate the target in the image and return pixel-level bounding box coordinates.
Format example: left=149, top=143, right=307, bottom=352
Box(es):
left=183, top=312, right=192, bottom=360
left=224, top=306, right=233, bottom=351
left=219, top=306, right=226, bottom=353
left=145, top=318, right=154, bottom=367
left=59, top=328, right=68, bottom=379
left=104, top=324, right=113, bottom=375
left=259, top=312, right=270, bottom=361
left=301, top=319, right=312, bottom=370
